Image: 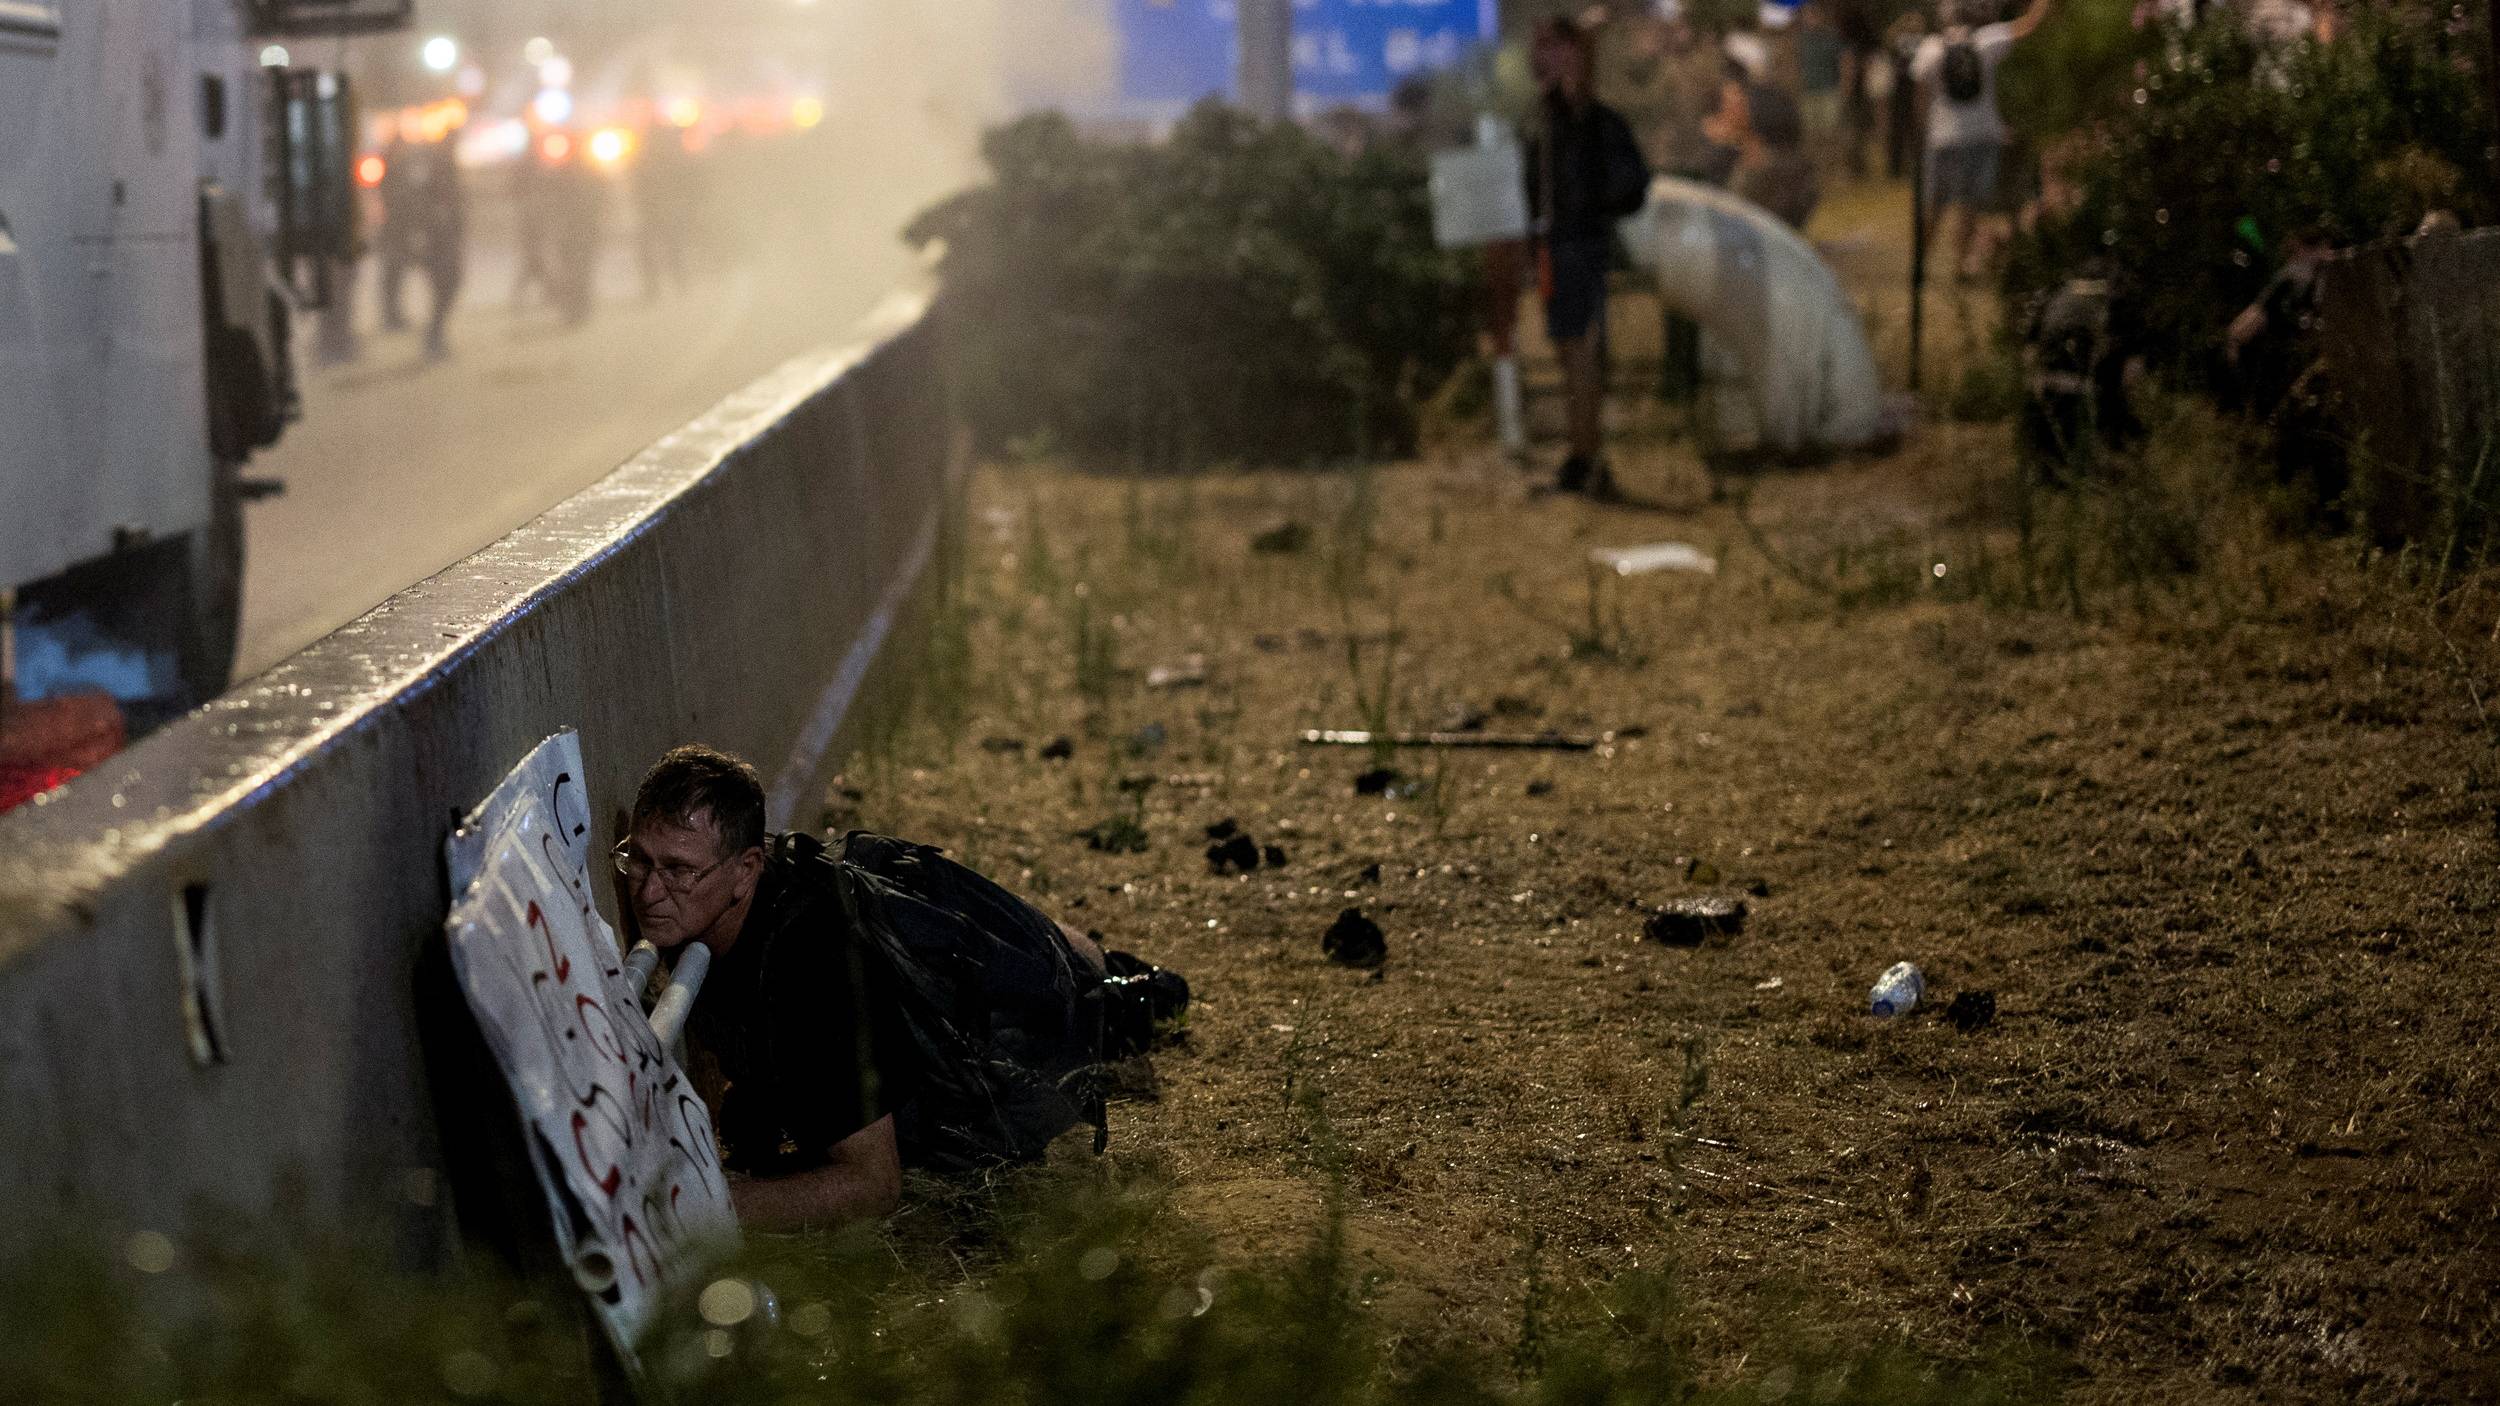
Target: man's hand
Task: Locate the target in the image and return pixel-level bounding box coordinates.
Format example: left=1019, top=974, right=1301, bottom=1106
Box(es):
left=727, top=1114, right=903, bottom=1231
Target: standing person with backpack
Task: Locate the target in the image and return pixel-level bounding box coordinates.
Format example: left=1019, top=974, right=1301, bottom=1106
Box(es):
left=1910, top=0, right=2054, bottom=281
left=1523, top=16, right=1653, bottom=499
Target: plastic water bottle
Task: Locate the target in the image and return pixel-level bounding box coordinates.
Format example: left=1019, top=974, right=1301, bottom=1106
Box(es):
left=1869, top=962, right=1924, bottom=1017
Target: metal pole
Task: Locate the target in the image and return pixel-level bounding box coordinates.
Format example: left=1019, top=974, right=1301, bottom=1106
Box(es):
left=1908, top=119, right=1929, bottom=393
left=1238, top=0, right=1292, bottom=122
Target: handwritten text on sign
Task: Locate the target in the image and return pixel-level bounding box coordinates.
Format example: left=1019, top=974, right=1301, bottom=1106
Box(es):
left=444, top=731, right=737, bottom=1361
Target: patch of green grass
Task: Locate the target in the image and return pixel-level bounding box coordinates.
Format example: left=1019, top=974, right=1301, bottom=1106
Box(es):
left=4, top=1147, right=2063, bottom=1406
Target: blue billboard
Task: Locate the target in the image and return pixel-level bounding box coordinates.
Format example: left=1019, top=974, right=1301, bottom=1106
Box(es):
left=1115, top=0, right=1498, bottom=110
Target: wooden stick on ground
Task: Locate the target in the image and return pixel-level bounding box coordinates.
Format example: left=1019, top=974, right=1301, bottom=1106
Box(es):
left=1298, top=729, right=1600, bottom=752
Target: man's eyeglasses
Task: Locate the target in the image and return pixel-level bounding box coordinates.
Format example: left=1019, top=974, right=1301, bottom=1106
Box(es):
left=612, top=843, right=731, bottom=896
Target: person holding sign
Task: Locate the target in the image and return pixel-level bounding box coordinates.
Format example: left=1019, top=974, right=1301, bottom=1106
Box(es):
left=1523, top=17, right=1653, bottom=499
left=616, top=746, right=1187, bottom=1230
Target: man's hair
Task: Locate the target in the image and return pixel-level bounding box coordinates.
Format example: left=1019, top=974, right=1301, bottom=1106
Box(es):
left=1535, top=15, right=1591, bottom=50
left=631, top=745, right=766, bottom=857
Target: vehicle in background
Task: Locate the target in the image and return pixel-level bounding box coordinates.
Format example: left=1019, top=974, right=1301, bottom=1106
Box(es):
left=0, top=0, right=405, bottom=807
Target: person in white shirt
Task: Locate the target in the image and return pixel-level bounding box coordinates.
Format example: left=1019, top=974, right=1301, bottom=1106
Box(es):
left=1911, top=0, right=2054, bottom=279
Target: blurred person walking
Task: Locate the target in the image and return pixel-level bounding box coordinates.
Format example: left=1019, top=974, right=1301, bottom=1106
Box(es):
left=1796, top=1, right=1850, bottom=164
left=1523, top=16, right=1652, bottom=497
left=542, top=142, right=604, bottom=327
left=374, top=136, right=417, bottom=333
left=1911, top=0, right=2055, bottom=281
left=1704, top=53, right=1821, bottom=229
left=414, top=140, right=466, bottom=361
left=635, top=129, right=700, bottom=301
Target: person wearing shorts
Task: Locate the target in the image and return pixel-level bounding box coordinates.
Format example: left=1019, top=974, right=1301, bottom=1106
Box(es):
left=1911, top=0, right=2053, bottom=280
left=1523, top=18, right=1651, bottom=496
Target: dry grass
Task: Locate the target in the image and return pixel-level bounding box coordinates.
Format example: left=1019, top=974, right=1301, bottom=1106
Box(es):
left=834, top=407, right=2500, bottom=1401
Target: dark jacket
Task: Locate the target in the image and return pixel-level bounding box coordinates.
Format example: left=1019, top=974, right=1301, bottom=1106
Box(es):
left=691, top=832, right=1107, bottom=1178
left=1525, top=93, right=1653, bottom=244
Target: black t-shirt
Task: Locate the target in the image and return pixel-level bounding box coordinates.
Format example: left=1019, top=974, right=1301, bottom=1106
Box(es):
left=1525, top=95, right=1652, bottom=244
left=689, top=833, right=913, bottom=1174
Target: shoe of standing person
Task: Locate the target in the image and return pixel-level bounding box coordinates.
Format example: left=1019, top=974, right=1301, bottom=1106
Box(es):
left=1557, top=454, right=1596, bottom=493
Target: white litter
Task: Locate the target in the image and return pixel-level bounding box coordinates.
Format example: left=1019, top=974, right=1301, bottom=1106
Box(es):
left=1591, top=542, right=1718, bottom=576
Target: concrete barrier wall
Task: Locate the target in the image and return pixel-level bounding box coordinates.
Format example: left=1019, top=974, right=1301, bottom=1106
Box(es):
left=0, top=288, right=957, bottom=1263
left=2322, top=228, right=2500, bottom=541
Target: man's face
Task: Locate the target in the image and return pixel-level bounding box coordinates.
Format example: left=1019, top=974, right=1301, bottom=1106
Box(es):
left=1534, top=35, right=1592, bottom=97
left=621, top=812, right=757, bottom=950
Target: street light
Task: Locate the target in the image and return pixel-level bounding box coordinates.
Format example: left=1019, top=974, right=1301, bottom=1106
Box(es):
left=421, top=35, right=458, bottom=73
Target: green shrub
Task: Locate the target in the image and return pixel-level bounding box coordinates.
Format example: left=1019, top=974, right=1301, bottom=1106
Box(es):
left=1996, top=0, right=2160, bottom=146
left=2007, top=5, right=2495, bottom=391
left=5, top=1170, right=2062, bottom=1405
left=909, top=108, right=1482, bottom=470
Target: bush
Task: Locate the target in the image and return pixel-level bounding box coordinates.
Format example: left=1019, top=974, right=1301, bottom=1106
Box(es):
left=2006, top=5, right=2495, bottom=389
left=908, top=108, right=1483, bottom=470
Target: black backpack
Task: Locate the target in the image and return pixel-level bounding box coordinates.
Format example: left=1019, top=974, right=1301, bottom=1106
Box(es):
left=829, top=832, right=1111, bottom=1172
left=1940, top=37, right=1985, bottom=103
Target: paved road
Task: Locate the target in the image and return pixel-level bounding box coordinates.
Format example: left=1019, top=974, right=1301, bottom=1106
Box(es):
left=235, top=189, right=935, bottom=682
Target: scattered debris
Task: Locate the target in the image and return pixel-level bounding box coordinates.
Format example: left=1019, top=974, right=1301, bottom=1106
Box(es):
left=1743, top=877, right=1772, bottom=898
left=1146, top=655, right=1208, bottom=689
left=1869, top=961, right=1925, bottom=1017
left=1491, top=694, right=1542, bottom=720
left=1303, top=728, right=1598, bottom=752
left=1754, top=976, right=1784, bottom=992
left=1199, top=818, right=1287, bottom=873
left=1078, top=815, right=1150, bottom=854
left=1253, top=634, right=1289, bottom=653
left=1435, top=703, right=1490, bottom=733
left=1125, top=722, right=1168, bottom=758
left=1644, top=897, right=1748, bottom=947
left=1115, top=775, right=1157, bottom=796
left=1206, top=832, right=1262, bottom=874
left=979, top=736, right=1027, bottom=754
left=1250, top=520, right=1312, bottom=554
left=1612, top=724, right=1650, bottom=740
left=1358, top=862, right=1382, bottom=885
left=1163, top=772, right=1218, bottom=788
left=1945, top=989, right=1997, bottom=1032
left=1525, top=779, right=1556, bottom=797
left=1683, top=857, right=1722, bottom=885
left=1323, top=908, right=1388, bottom=968
left=1354, top=767, right=1402, bottom=796
left=1591, top=542, right=1718, bottom=576
left=1040, top=736, right=1076, bottom=761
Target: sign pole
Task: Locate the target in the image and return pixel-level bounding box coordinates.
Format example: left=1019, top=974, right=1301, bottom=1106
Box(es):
left=1239, top=0, right=1292, bottom=122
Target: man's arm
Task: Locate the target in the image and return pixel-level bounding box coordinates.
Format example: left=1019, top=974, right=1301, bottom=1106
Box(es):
left=2004, top=0, right=2056, bottom=44
left=727, top=1113, right=902, bottom=1231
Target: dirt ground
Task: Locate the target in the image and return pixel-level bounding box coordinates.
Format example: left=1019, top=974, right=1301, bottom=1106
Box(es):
left=827, top=216, right=2500, bottom=1402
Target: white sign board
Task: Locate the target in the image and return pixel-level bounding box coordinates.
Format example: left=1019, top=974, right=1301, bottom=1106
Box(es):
left=443, top=731, right=738, bottom=1364
left=1429, top=137, right=1528, bottom=250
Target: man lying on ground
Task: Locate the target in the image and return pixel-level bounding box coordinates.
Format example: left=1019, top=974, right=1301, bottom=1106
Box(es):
left=615, top=745, right=1187, bottom=1230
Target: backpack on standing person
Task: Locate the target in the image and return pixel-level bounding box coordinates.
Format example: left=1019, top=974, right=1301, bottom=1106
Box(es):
left=1939, top=32, right=1986, bottom=102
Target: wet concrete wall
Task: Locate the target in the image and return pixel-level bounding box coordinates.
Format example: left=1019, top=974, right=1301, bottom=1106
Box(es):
left=0, top=289, right=957, bottom=1263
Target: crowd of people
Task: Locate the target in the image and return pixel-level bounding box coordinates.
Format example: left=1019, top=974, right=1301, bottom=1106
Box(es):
left=1516, top=0, right=2374, bottom=493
